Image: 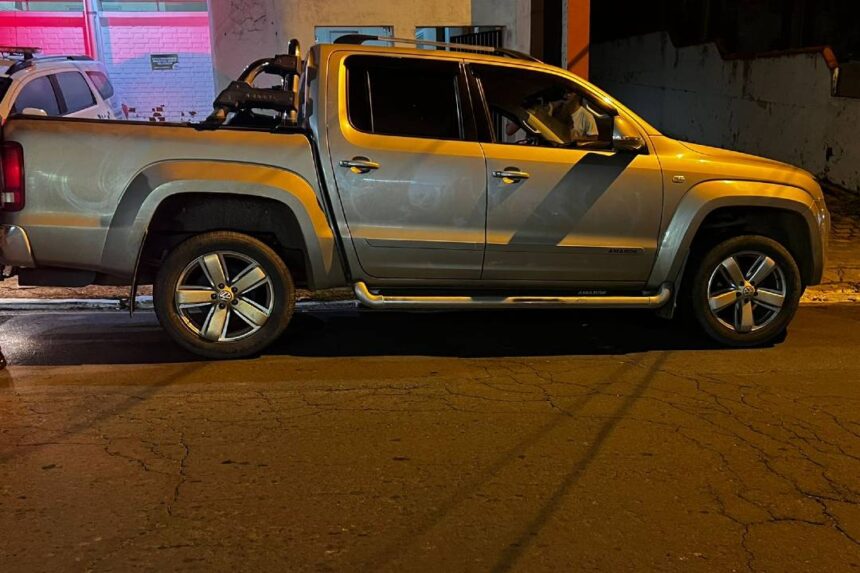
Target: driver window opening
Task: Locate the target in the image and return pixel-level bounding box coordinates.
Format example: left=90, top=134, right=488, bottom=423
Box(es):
left=473, top=64, right=613, bottom=149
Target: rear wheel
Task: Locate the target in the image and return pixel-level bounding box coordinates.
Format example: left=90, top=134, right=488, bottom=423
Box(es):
left=154, top=231, right=295, bottom=359
left=690, top=235, right=801, bottom=347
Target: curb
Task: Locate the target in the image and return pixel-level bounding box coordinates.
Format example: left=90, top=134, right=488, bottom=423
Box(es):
left=0, top=298, right=133, bottom=311
left=0, top=297, right=359, bottom=312
left=0, top=292, right=856, bottom=312
left=801, top=287, right=860, bottom=304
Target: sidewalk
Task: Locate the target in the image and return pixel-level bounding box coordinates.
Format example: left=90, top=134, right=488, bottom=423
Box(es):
left=1, top=185, right=857, bottom=305
left=822, top=185, right=860, bottom=281
left=803, top=184, right=860, bottom=303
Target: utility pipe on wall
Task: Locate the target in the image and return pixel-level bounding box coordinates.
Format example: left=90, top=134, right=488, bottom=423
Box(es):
left=81, top=0, right=98, bottom=58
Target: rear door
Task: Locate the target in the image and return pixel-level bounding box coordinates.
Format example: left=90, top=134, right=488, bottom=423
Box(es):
left=325, top=52, right=487, bottom=280
left=53, top=71, right=100, bottom=119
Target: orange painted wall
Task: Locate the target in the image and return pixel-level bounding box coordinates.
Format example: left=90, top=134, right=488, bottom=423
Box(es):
left=567, top=0, right=590, bottom=78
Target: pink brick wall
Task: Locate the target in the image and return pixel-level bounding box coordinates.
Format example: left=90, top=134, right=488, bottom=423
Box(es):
left=100, top=13, right=215, bottom=122
left=1, top=12, right=215, bottom=123
left=0, top=13, right=86, bottom=55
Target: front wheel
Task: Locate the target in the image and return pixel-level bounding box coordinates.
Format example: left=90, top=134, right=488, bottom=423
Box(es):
left=690, top=235, right=802, bottom=347
left=154, top=231, right=295, bottom=359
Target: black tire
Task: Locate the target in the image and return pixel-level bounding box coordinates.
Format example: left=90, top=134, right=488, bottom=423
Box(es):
left=690, top=235, right=802, bottom=347
left=154, top=231, right=295, bottom=359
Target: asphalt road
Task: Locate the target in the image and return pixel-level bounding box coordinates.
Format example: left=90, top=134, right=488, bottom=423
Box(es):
left=1, top=305, right=859, bottom=572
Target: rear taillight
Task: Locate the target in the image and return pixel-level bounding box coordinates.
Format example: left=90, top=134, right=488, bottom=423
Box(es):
left=0, top=142, right=25, bottom=212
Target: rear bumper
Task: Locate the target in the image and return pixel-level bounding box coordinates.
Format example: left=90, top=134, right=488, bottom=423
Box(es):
left=0, top=225, right=35, bottom=267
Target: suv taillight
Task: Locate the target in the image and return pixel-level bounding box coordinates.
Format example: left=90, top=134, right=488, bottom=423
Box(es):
left=0, top=142, right=25, bottom=212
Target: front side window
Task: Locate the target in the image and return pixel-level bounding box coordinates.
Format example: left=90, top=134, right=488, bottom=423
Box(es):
left=12, top=76, right=61, bottom=116
left=346, top=56, right=463, bottom=140
left=472, top=64, right=612, bottom=148
left=55, top=71, right=96, bottom=113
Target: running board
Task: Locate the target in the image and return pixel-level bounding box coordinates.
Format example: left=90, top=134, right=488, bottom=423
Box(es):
left=353, top=282, right=672, bottom=310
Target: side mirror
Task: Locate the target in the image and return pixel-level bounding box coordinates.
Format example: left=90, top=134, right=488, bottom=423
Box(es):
left=21, top=107, right=48, bottom=117
left=614, top=136, right=646, bottom=153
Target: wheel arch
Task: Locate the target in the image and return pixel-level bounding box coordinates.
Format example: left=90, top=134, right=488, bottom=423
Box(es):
left=648, top=180, right=824, bottom=291
left=138, top=193, right=312, bottom=287
left=99, top=160, right=346, bottom=290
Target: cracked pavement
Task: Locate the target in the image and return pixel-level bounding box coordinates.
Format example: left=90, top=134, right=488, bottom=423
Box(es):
left=1, top=306, right=859, bottom=572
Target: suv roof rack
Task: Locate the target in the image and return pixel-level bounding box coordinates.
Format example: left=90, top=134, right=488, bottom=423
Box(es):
left=331, top=34, right=541, bottom=63
left=4, top=52, right=93, bottom=76
left=0, top=46, right=41, bottom=60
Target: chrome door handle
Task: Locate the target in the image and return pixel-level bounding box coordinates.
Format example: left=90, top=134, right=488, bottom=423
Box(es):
left=492, top=168, right=530, bottom=182
left=339, top=157, right=380, bottom=174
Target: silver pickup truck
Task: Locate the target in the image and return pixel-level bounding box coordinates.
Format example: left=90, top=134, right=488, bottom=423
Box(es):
left=0, top=37, right=829, bottom=358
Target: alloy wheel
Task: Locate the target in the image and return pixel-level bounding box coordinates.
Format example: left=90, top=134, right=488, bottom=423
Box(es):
left=174, top=251, right=274, bottom=342
left=706, top=251, right=787, bottom=334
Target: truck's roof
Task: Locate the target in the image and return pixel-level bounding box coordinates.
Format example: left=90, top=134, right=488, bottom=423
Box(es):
left=316, top=42, right=550, bottom=70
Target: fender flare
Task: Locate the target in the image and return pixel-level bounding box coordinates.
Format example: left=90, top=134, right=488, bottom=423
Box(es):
left=647, top=179, right=823, bottom=289
left=100, top=160, right=342, bottom=289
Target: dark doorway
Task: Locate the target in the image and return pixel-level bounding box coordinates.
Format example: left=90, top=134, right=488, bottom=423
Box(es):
left=531, top=0, right=563, bottom=66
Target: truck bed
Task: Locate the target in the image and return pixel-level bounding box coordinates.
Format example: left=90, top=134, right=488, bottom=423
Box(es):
left=1, top=116, right=335, bottom=284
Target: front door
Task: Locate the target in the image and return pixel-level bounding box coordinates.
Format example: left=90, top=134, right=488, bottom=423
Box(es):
left=470, top=63, right=663, bottom=285
left=326, top=53, right=487, bottom=280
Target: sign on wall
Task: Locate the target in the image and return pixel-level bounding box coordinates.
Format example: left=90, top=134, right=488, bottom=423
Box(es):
left=150, top=54, right=179, bottom=71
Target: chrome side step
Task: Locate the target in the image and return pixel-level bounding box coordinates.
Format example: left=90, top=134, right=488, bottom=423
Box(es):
left=353, top=282, right=672, bottom=310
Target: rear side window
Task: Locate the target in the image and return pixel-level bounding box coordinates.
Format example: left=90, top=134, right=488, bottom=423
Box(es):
left=346, top=56, right=463, bottom=140
left=86, top=71, right=115, bottom=100
left=55, top=71, right=97, bottom=113
left=12, top=76, right=61, bottom=116
left=0, top=77, right=11, bottom=104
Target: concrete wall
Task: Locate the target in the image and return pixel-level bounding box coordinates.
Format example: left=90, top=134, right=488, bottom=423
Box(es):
left=472, top=0, right=530, bottom=54
left=591, top=32, right=860, bottom=192
left=207, top=0, right=282, bottom=91
left=209, top=0, right=474, bottom=89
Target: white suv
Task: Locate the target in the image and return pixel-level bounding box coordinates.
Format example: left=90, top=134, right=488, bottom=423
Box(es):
left=0, top=47, right=123, bottom=122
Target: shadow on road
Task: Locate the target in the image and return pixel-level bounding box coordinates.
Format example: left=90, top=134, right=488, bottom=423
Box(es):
left=0, top=308, right=733, bottom=366
left=273, top=309, right=723, bottom=359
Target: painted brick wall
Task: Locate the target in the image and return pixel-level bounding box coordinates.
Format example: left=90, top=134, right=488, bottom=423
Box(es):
left=99, top=13, right=215, bottom=123
left=0, top=13, right=86, bottom=55
left=2, top=12, right=215, bottom=123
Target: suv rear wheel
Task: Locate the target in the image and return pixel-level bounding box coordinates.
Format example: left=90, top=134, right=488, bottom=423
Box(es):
left=154, top=231, right=295, bottom=359
left=690, top=235, right=802, bottom=347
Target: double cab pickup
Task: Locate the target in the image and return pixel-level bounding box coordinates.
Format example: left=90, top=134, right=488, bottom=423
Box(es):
left=0, top=36, right=829, bottom=358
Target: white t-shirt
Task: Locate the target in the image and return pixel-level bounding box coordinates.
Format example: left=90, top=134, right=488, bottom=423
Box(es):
left=570, top=106, right=598, bottom=139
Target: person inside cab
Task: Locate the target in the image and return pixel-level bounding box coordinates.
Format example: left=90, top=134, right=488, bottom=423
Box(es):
left=504, top=89, right=599, bottom=147
left=561, top=92, right=598, bottom=143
